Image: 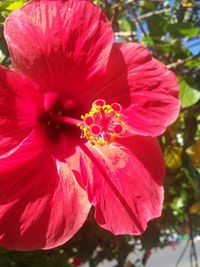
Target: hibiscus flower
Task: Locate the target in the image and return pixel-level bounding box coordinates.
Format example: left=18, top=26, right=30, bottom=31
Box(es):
left=0, top=0, right=180, bottom=250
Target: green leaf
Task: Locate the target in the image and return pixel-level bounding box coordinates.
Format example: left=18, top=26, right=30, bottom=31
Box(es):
left=170, top=197, right=184, bottom=210
left=154, top=39, right=177, bottom=53
left=118, top=19, right=132, bottom=32
left=147, top=15, right=168, bottom=37
left=0, top=0, right=26, bottom=11
left=179, top=78, right=200, bottom=108
left=179, top=27, right=199, bottom=38
left=139, top=0, right=155, bottom=11
left=165, top=145, right=182, bottom=169
left=0, top=50, right=5, bottom=64
left=185, top=59, right=200, bottom=68
left=141, top=36, right=154, bottom=46
left=169, top=22, right=199, bottom=38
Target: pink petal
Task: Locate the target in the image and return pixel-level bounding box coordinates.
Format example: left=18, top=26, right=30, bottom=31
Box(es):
left=122, top=91, right=180, bottom=136
left=82, top=44, right=132, bottom=106
left=0, top=131, right=90, bottom=250
left=90, top=43, right=180, bottom=136
left=4, top=0, right=113, bottom=94
left=118, top=43, right=180, bottom=136
left=118, top=43, right=179, bottom=98
left=68, top=137, right=165, bottom=235
left=0, top=66, right=42, bottom=156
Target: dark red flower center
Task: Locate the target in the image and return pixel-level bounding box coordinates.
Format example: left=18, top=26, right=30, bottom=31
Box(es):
left=39, top=95, right=81, bottom=142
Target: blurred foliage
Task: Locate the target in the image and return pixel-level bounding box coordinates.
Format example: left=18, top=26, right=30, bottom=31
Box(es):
left=0, top=0, right=200, bottom=266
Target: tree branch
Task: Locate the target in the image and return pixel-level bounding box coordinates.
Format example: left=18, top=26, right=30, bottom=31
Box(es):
left=167, top=54, right=200, bottom=69
left=138, top=7, right=173, bottom=20
left=132, top=10, right=147, bottom=37
left=114, top=31, right=136, bottom=36
left=111, top=0, right=136, bottom=9
left=188, top=213, right=199, bottom=267
left=175, top=239, right=190, bottom=267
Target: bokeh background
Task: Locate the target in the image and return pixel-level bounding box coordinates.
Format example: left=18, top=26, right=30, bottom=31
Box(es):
left=0, top=0, right=200, bottom=266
